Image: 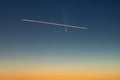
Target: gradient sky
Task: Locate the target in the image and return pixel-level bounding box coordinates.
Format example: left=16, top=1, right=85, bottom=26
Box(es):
left=0, top=0, right=120, bottom=80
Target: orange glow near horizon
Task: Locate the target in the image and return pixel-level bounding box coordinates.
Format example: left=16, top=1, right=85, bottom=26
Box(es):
left=0, top=54, right=120, bottom=80
left=0, top=68, right=120, bottom=80
left=0, top=73, right=120, bottom=80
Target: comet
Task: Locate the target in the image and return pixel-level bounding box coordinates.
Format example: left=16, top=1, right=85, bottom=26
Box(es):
left=22, top=19, right=87, bottom=32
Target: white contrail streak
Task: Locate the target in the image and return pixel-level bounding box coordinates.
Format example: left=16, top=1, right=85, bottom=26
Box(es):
left=22, top=19, right=87, bottom=30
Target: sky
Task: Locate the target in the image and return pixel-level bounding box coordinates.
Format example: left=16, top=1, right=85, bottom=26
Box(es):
left=0, top=0, right=120, bottom=80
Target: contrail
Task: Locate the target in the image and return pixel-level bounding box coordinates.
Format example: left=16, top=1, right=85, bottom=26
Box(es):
left=22, top=19, right=87, bottom=31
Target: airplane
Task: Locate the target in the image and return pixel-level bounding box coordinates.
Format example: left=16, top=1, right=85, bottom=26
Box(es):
left=22, top=19, right=87, bottom=32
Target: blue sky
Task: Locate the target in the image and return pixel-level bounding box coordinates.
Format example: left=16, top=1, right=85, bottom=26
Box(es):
left=0, top=0, right=120, bottom=71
